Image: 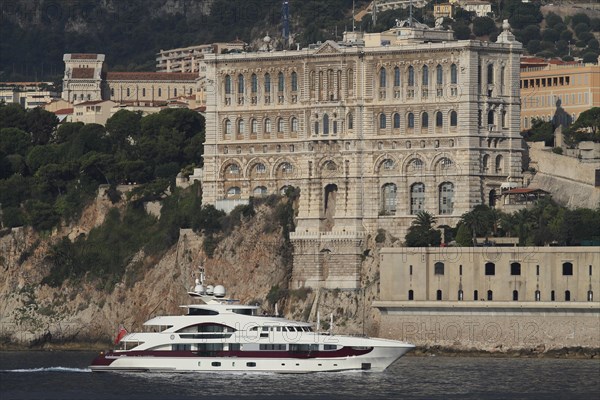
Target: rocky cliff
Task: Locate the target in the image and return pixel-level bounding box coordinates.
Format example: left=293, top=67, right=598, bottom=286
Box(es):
left=0, top=190, right=382, bottom=349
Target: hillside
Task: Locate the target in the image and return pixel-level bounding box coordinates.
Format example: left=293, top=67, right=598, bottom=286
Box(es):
left=0, top=189, right=383, bottom=349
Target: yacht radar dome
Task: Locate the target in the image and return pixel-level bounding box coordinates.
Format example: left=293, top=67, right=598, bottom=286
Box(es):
left=213, top=285, right=226, bottom=298
left=206, top=285, right=214, bottom=295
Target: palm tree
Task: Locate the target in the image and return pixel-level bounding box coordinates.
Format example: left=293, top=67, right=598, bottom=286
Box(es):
left=412, top=210, right=437, bottom=229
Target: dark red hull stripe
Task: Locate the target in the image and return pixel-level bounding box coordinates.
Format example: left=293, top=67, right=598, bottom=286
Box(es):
left=91, top=347, right=373, bottom=366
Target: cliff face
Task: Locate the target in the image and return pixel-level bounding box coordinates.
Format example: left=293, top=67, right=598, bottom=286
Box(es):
left=0, top=191, right=382, bottom=348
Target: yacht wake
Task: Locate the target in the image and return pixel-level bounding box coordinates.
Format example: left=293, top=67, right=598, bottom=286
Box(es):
left=1, top=367, right=91, bottom=373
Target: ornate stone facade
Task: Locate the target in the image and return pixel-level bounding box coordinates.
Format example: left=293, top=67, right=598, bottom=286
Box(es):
left=201, top=23, right=524, bottom=289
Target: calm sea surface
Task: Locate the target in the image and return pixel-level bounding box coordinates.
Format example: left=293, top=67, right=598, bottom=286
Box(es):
left=1, top=351, right=599, bottom=400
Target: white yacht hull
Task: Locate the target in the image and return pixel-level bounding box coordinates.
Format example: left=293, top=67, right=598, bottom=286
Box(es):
left=90, top=345, right=413, bottom=373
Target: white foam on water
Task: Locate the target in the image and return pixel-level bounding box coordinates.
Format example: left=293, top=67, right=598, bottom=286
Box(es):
left=2, top=367, right=91, bottom=373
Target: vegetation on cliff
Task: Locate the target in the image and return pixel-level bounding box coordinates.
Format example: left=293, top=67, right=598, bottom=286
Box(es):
left=0, top=103, right=204, bottom=232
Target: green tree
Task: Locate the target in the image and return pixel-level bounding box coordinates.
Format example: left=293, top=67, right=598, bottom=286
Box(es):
left=105, top=109, right=142, bottom=152
left=571, top=13, right=590, bottom=28
left=26, top=107, right=58, bottom=145
left=472, top=16, right=497, bottom=37
left=455, top=224, right=472, bottom=246
left=542, top=28, right=559, bottom=43
left=0, top=103, right=28, bottom=131
left=452, top=21, right=472, bottom=40
left=405, top=211, right=441, bottom=247
left=0, top=127, right=31, bottom=156
left=545, top=12, right=563, bottom=29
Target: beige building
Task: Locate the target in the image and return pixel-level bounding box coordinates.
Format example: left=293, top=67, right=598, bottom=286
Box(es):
left=200, top=21, right=524, bottom=289
left=72, top=100, right=117, bottom=125
left=434, top=3, right=454, bottom=19
left=374, top=246, right=600, bottom=351
left=456, top=0, right=492, bottom=17
left=0, top=82, right=59, bottom=109
left=520, top=57, right=600, bottom=130
left=379, top=246, right=599, bottom=303
left=156, top=41, right=246, bottom=73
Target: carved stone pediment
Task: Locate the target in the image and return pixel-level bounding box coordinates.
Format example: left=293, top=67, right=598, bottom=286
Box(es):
left=315, top=41, right=341, bottom=55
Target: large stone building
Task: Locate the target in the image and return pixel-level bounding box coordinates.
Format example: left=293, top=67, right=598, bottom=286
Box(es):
left=156, top=41, right=246, bottom=73
left=520, top=56, right=600, bottom=131
left=61, top=54, right=199, bottom=106
left=200, top=21, right=524, bottom=289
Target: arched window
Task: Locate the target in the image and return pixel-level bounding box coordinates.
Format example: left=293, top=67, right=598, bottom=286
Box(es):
left=501, top=110, right=507, bottom=128
left=410, top=183, right=425, bottom=214
left=408, top=113, right=415, bottom=128
left=436, top=64, right=443, bottom=85
left=511, top=262, right=521, bottom=276
left=421, top=112, right=429, bottom=128
left=251, top=74, right=258, bottom=93
left=495, top=155, right=503, bottom=173
left=513, top=290, right=519, bottom=301
left=474, top=290, right=479, bottom=301
left=408, top=66, right=415, bottom=86
left=487, top=290, right=493, bottom=301
left=551, top=290, right=556, bottom=301
left=408, top=290, right=414, bottom=300
left=379, top=67, right=387, bottom=88
left=291, top=117, right=298, bottom=132
left=393, top=113, right=400, bottom=129
left=347, top=68, right=354, bottom=91
left=436, top=111, right=443, bottom=127
left=226, top=164, right=240, bottom=175
left=280, top=162, right=293, bottom=174
left=588, top=291, right=594, bottom=302
left=487, top=64, right=494, bottom=84
left=224, top=119, right=232, bottom=135
left=458, top=290, right=464, bottom=301
left=264, top=118, right=272, bottom=133
left=264, top=73, right=271, bottom=93
left=434, top=262, right=445, bottom=275
left=482, top=154, right=490, bottom=172
left=488, top=110, right=495, bottom=125
left=224, top=75, right=232, bottom=94
left=565, top=290, right=571, bottom=301
left=450, top=111, right=458, bottom=127
left=238, top=74, right=244, bottom=93
left=422, top=65, right=429, bottom=86
left=450, top=64, right=458, bottom=84
left=278, top=72, right=284, bottom=92
left=381, top=183, right=397, bottom=214
left=436, top=290, right=442, bottom=301
left=485, top=262, right=495, bottom=275
left=382, top=159, right=394, bottom=170
left=323, top=114, right=330, bottom=135
left=314, top=121, right=319, bottom=135
left=379, top=113, right=387, bottom=129
left=291, top=71, right=298, bottom=91
left=562, top=262, right=573, bottom=275
left=439, top=182, right=454, bottom=215
left=251, top=119, right=258, bottom=134
left=394, top=66, right=400, bottom=87
left=255, top=163, right=266, bottom=174
left=347, top=113, right=353, bottom=129
left=535, top=290, right=541, bottom=301
left=227, top=186, right=241, bottom=198
left=277, top=118, right=284, bottom=133
left=253, top=186, right=267, bottom=197
left=237, top=119, right=245, bottom=135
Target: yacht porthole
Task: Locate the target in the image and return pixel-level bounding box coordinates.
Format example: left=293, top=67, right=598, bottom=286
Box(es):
left=170, top=334, right=175, bottom=340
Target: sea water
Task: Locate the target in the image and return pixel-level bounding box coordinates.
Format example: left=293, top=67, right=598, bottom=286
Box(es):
left=1, top=351, right=599, bottom=399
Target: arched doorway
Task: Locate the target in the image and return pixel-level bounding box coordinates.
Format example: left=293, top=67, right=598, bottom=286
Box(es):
left=324, top=184, right=338, bottom=231
left=489, top=189, right=496, bottom=207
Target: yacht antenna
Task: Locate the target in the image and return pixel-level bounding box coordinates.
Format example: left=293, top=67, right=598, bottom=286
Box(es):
left=316, top=310, right=321, bottom=332
left=330, top=313, right=334, bottom=335
left=352, top=0, right=355, bottom=32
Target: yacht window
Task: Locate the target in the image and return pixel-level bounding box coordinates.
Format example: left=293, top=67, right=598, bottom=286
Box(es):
left=247, top=362, right=257, bottom=367
left=211, top=362, right=221, bottom=367
left=229, top=343, right=241, bottom=351
left=188, top=308, right=219, bottom=316
left=262, top=327, right=269, bottom=331
left=232, top=308, right=254, bottom=315
left=324, top=345, right=338, bottom=350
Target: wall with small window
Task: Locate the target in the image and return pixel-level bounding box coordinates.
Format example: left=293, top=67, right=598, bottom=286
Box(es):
left=379, top=247, right=600, bottom=303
